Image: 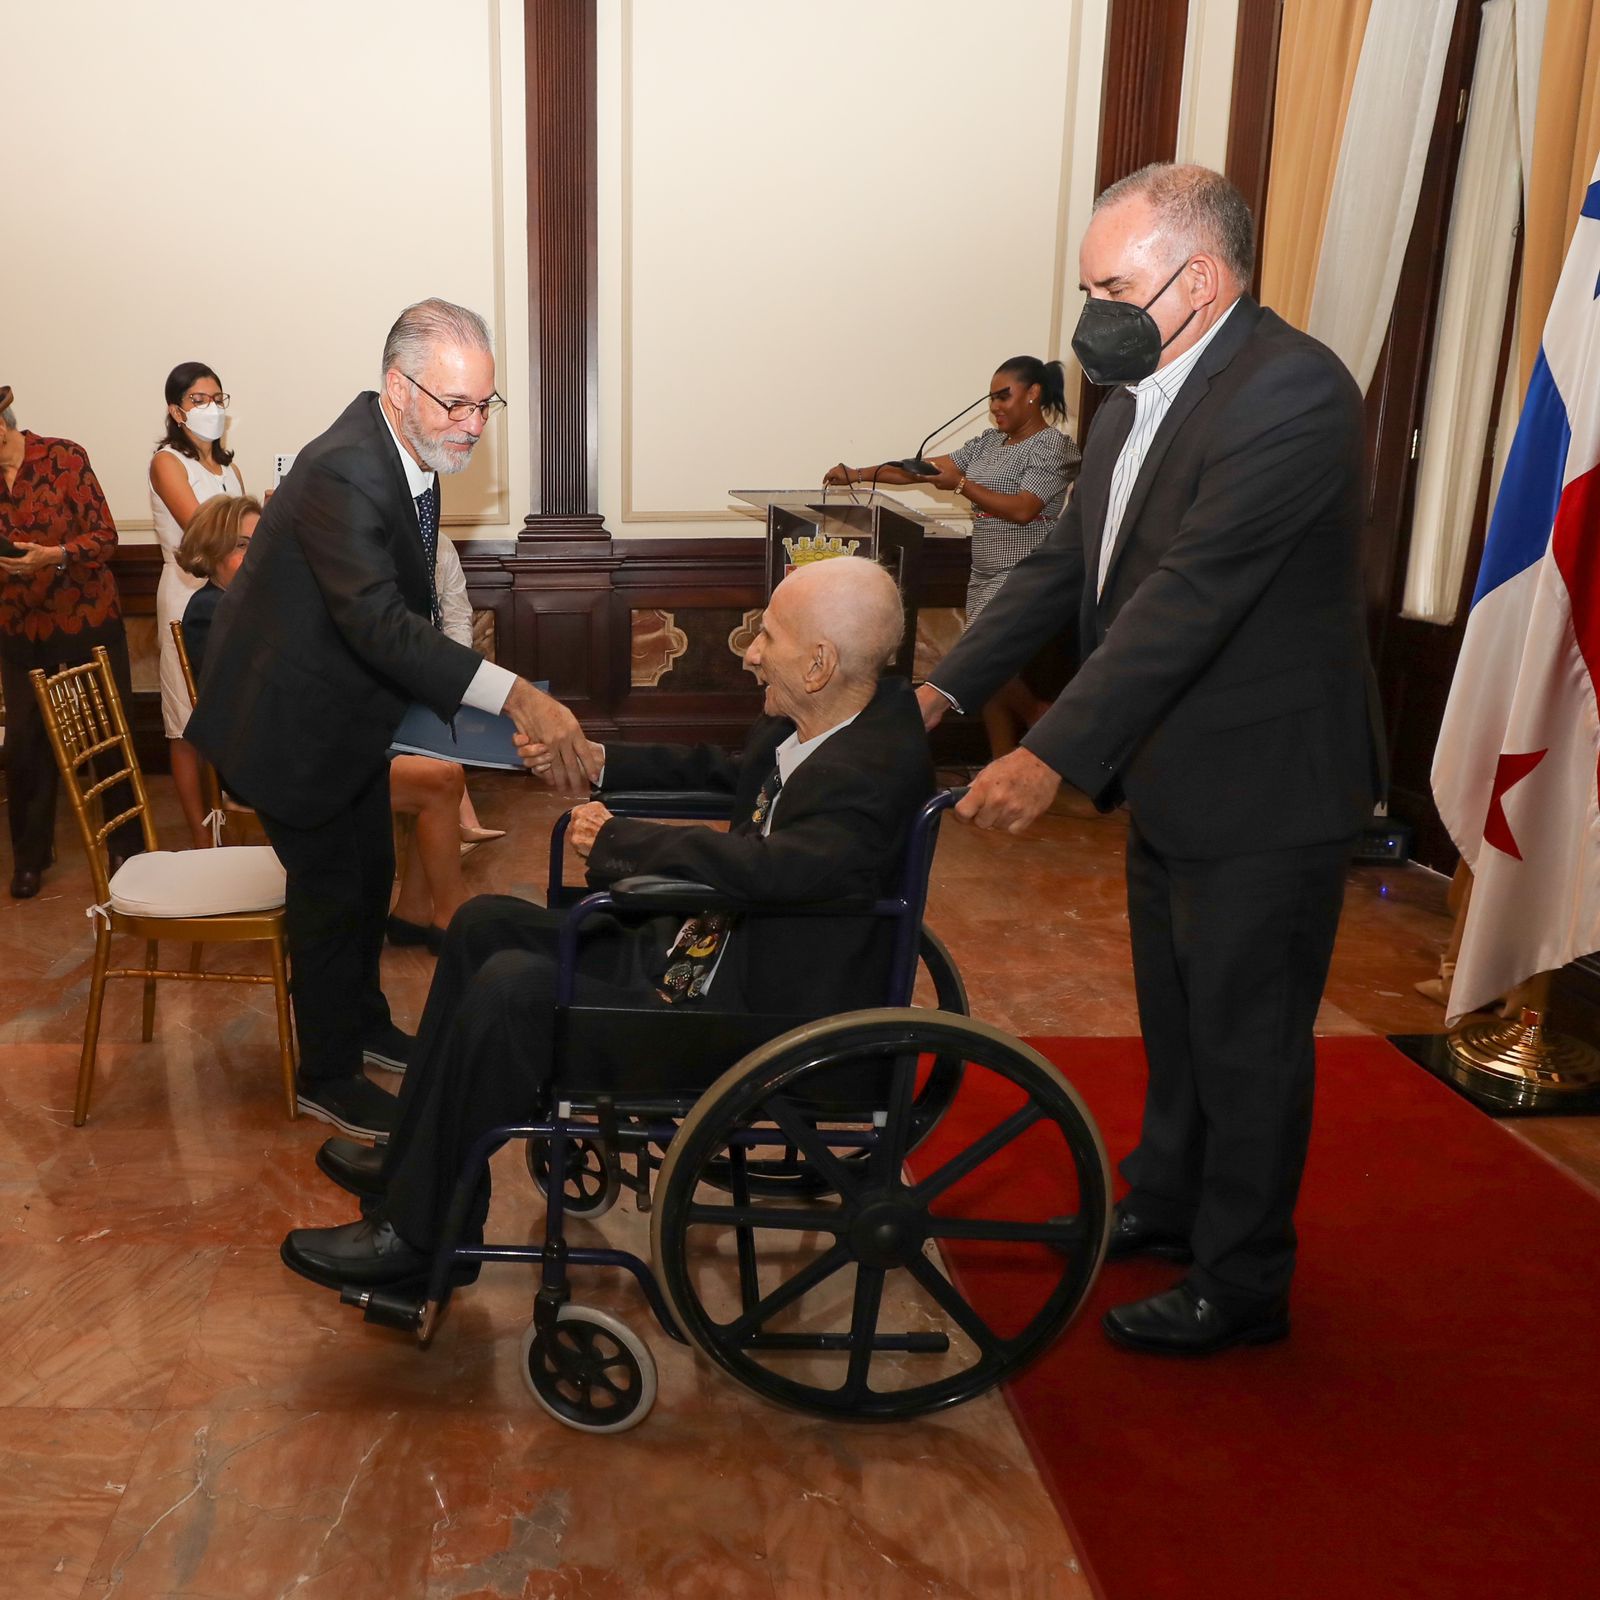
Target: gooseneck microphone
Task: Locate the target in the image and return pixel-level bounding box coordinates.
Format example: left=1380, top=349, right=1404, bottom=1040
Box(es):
left=887, top=390, right=995, bottom=476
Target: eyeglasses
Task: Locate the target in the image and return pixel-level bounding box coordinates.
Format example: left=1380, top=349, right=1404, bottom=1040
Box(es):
left=403, top=374, right=506, bottom=423
left=185, top=392, right=230, bottom=408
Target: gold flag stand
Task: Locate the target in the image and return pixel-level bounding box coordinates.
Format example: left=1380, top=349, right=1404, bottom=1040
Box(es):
left=1446, top=975, right=1600, bottom=1111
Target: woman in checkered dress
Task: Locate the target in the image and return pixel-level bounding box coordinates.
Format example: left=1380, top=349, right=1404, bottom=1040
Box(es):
left=826, top=356, right=1080, bottom=753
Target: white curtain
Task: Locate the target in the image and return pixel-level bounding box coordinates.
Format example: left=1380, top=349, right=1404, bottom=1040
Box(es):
left=1401, top=0, right=1522, bottom=624
left=1307, top=0, right=1456, bottom=390
left=1514, top=0, right=1548, bottom=231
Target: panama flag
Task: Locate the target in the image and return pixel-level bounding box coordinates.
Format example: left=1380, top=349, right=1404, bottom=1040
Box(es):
left=1432, top=154, right=1600, bottom=1023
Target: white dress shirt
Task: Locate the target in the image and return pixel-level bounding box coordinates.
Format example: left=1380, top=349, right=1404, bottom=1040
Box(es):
left=379, top=402, right=517, bottom=714
left=1096, top=299, right=1238, bottom=596
left=590, top=708, right=861, bottom=831
left=765, top=709, right=861, bottom=835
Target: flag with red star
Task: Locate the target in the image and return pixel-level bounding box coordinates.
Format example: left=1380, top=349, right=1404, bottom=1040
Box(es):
left=1432, top=155, right=1600, bottom=1021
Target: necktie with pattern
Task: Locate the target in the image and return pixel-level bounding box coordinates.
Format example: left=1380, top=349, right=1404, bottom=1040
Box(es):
left=414, top=481, right=442, bottom=627
left=657, top=763, right=784, bottom=1003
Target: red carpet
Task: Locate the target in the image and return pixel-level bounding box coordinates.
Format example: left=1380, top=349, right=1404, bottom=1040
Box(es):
left=932, top=1036, right=1600, bottom=1600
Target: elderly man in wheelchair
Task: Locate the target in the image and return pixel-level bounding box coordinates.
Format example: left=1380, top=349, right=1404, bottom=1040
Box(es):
left=283, top=556, right=925, bottom=1284
left=280, top=555, right=1111, bottom=1432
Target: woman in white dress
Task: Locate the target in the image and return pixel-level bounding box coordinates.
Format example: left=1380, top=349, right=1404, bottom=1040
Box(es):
left=149, top=362, right=242, bottom=847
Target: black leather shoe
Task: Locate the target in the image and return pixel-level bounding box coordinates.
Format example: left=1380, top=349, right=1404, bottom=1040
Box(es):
left=1105, top=1204, right=1194, bottom=1264
left=280, top=1218, right=429, bottom=1291
left=1103, top=1281, right=1289, bottom=1356
left=316, top=1137, right=388, bottom=1200
left=9, top=868, right=41, bottom=900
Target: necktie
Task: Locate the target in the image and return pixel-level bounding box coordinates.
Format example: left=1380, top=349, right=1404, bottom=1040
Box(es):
left=658, top=764, right=784, bottom=1003
left=414, top=481, right=442, bottom=627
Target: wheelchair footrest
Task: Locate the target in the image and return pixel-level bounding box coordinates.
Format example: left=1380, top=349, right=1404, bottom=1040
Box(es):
left=340, top=1284, right=426, bottom=1331
left=741, top=1331, right=950, bottom=1354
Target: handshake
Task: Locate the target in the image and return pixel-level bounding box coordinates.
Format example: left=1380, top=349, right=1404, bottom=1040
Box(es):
left=500, top=678, right=611, bottom=858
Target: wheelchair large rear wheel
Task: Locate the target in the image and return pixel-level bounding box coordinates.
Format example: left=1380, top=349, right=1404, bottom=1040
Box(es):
left=651, top=1009, right=1110, bottom=1421
left=704, top=928, right=968, bottom=1201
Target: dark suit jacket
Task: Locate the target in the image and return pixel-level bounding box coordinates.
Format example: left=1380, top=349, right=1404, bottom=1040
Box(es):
left=179, top=581, right=223, bottom=681
left=933, top=299, right=1383, bottom=859
left=586, top=676, right=935, bottom=1014
left=185, top=393, right=481, bottom=827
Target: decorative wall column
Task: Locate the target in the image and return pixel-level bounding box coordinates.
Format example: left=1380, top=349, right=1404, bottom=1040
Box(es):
left=522, top=0, right=605, bottom=543
left=1225, top=0, right=1284, bottom=297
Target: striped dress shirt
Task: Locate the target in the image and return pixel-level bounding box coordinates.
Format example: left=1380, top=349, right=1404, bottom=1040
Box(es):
left=1096, top=299, right=1238, bottom=596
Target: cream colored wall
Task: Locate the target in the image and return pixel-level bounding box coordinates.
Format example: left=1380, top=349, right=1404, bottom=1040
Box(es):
left=1177, top=0, right=1241, bottom=172
left=596, top=0, right=1113, bottom=542
left=5, top=0, right=530, bottom=541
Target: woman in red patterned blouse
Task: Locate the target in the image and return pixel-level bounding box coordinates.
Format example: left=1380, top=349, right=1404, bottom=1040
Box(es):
left=0, top=387, right=143, bottom=898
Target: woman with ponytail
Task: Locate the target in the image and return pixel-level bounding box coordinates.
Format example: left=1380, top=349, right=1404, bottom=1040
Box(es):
left=826, top=355, right=1080, bottom=754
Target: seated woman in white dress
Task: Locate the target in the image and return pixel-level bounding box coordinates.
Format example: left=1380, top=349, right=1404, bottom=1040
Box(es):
left=149, top=362, right=242, bottom=848
left=385, top=536, right=483, bottom=954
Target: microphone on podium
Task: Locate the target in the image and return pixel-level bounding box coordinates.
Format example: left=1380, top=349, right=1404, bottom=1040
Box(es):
left=887, top=390, right=995, bottom=476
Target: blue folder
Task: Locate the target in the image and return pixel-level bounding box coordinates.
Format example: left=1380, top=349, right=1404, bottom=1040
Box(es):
left=390, top=704, right=525, bottom=771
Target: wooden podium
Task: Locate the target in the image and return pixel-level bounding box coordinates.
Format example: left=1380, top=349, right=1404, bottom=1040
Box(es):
left=730, top=490, right=961, bottom=678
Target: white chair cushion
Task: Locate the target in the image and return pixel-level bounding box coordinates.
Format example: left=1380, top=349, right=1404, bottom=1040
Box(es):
left=107, top=846, right=286, bottom=918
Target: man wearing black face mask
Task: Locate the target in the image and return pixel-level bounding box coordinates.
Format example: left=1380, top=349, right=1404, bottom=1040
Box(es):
left=920, top=163, right=1383, bottom=1356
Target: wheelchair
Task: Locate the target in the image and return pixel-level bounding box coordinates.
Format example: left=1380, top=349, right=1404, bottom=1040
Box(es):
left=341, top=787, right=1113, bottom=1433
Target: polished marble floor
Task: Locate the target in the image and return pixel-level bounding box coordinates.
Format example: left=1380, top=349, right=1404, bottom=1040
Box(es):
left=0, top=771, right=1588, bottom=1599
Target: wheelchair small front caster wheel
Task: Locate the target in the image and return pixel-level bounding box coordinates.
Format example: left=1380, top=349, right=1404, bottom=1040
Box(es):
left=526, top=1135, right=622, bottom=1219
left=521, top=1304, right=657, bottom=1433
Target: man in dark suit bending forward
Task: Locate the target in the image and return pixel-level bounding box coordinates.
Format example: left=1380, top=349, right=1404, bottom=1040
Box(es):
left=188, top=299, right=596, bottom=1141
left=922, top=164, right=1383, bottom=1355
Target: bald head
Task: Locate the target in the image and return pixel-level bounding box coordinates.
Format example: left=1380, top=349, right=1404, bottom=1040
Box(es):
left=784, top=557, right=904, bottom=681
left=745, top=556, right=905, bottom=734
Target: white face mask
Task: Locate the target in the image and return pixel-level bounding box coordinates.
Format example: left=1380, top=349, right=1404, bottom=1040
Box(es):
left=183, top=402, right=227, bottom=442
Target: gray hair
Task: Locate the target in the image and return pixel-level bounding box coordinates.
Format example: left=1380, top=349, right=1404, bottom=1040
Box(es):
left=381, top=298, right=493, bottom=381
left=1095, top=163, right=1255, bottom=285
left=0, top=404, right=15, bottom=430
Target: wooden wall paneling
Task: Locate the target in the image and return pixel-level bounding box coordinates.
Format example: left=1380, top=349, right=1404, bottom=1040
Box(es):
left=1096, top=0, right=1192, bottom=194
left=1225, top=0, right=1284, bottom=296
left=1358, top=0, right=1483, bottom=871
left=1081, top=0, right=1192, bottom=434
left=607, top=537, right=766, bottom=743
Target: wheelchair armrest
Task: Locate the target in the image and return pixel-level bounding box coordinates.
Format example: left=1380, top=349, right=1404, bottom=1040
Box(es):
left=606, top=875, right=741, bottom=914
left=597, top=791, right=738, bottom=821
left=607, top=876, right=880, bottom=919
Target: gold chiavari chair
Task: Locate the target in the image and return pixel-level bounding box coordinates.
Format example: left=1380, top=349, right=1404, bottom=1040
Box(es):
left=169, top=619, right=262, bottom=845
left=30, top=645, right=296, bottom=1126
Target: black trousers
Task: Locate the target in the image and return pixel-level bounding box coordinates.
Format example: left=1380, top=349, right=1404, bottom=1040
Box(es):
left=255, top=764, right=395, bottom=1084
left=1, top=618, right=144, bottom=874
left=378, top=894, right=673, bottom=1252
left=1120, top=820, right=1354, bottom=1306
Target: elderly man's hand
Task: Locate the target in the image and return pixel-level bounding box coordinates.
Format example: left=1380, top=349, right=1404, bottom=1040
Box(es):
left=0, top=544, right=62, bottom=576
left=915, top=683, right=950, bottom=731
left=568, top=800, right=613, bottom=859
left=955, top=747, right=1061, bottom=834
left=503, top=679, right=598, bottom=795
left=516, top=734, right=604, bottom=786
